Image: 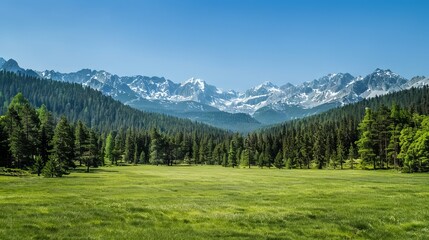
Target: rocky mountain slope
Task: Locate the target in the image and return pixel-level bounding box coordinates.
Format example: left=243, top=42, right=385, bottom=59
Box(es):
left=1, top=57, right=427, bottom=129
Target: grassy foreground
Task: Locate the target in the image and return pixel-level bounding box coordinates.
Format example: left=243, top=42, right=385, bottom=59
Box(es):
left=0, top=166, right=428, bottom=239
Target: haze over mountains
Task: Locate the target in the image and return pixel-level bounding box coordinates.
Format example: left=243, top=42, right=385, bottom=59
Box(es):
left=1, top=57, right=428, bottom=131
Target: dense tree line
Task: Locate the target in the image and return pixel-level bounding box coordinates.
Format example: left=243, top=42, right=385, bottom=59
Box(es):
left=0, top=93, right=243, bottom=176
left=1, top=71, right=429, bottom=175
left=254, top=86, right=429, bottom=172
left=0, top=71, right=229, bottom=136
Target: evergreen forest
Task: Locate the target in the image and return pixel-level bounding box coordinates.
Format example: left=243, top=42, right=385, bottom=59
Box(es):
left=1, top=71, right=429, bottom=176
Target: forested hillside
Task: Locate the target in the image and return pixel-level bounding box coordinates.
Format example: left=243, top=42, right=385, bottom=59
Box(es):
left=0, top=71, right=228, bottom=136
left=1, top=70, right=429, bottom=175
left=0, top=71, right=240, bottom=174
left=253, top=86, right=429, bottom=172
left=0, top=92, right=242, bottom=175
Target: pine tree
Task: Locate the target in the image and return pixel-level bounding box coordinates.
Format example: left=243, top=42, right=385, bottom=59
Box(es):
left=222, top=152, right=228, bottom=167
left=313, top=126, right=325, bottom=169
left=123, top=129, right=134, bottom=163
left=411, top=117, right=429, bottom=171
left=19, top=99, right=40, bottom=166
left=356, top=108, right=377, bottom=169
left=42, top=157, right=64, bottom=178
left=399, top=127, right=416, bottom=172
left=37, top=104, right=55, bottom=165
left=199, top=139, right=207, bottom=165
left=192, top=140, right=199, bottom=165
left=206, top=138, right=213, bottom=165
left=240, top=148, right=250, bottom=168
left=51, top=116, right=75, bottom=174
left=105, top=132, right=115, bottom=165
left=139, top=150, right=146, bottom=164
left=263, top=147, right=271, bottom=168
left=149, top=128, right=161, bottom=165
left=257, top=152, right=265, bottom=168
left=113, top=133, right=123, bottom=165
left=348, top=144, right=356, bottom=169
left=229, top=141, right=237, bottom=168
left=337, top=142, right=345, bottom=169
left=133, top=143, right=139, bottom=164
left=0, top=116, right=11, bottom=167
left=83, top=130, right=100, bottom=172
left=6, top=93, right=40, bottom=168
left=373, top=105, right=392, bottom=168
left=33, top=155, right=44, bottom=176
left=274, top=151, right=284, bottom=169
left=7, top=107, right=26, bottom=168
left=388, top=125, right=401, bottom=169
left=74, top=120, right=88, bottom=166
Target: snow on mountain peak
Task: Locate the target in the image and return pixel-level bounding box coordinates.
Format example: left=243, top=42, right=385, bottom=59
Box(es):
left=4, top=55, right=429, bottom=125
left=181, top=77, right=206, bottom=90
left=373, top=68, right=398, bottom=77
left=257, top=81, right=276, bottom=88
left=327, top=73, right=338, bottom=79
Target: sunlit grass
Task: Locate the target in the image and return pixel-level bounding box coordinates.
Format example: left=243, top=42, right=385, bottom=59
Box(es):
left=0, top=166, right=428, bottom=239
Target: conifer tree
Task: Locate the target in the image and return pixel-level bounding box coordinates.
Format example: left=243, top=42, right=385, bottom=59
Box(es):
left=149, top=128, right=161, bottom=165
left=83, top=130, right=100, bottom=172
left=356, top=108, right=377, bottom=169
left=240, top=148, right=250, bottom=168
left=229, top=141, right=237, bottom=168
left=133, top=143, right=139, bottom=164
left=6, top=93, right=40, bottom=168
left=337, top=142, right=345, bottom=169
left=19, top=99, right=40, bottom=166
left=42, top=157, right=64, bottom=178
left=105, top=132, right=115, bottom=165
left=222, top=152, right=228, bottom=167
left=192, top=140, right=199, bottom=165
left=257, top=152, right=265, bottom=168
left=123, top=129, right=134, bottom=163
left=313, top=126, right=325, bottom=169
left=199, top=139, right=207, bottom=165
left=206, top=138, right=213, bottom=165
left=50, top=116, right=75, bottom=174
left=348, top=144, right=356, bottom=169
left=113, top=133, right=123, bottom=165
left=37, top=105, right=55, bottom=165
left=139, top=150, right=146, bottom=164
left=399, top=127, right=416, bottom=172
left=274, top=151, right=284, bottom=169
left=33, top=155, right=44, bottom=176
left=74, top=120, right=88, bottom=166
left=7, top=107, right=26, bottom=168
left=373, top=105, right=392, bottom=168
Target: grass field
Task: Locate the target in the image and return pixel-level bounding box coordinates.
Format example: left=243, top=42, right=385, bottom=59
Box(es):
left=0, top=166, right=428, bottom=239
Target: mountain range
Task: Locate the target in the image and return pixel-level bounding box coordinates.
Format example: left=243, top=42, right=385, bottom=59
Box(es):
left=1, top=56, right=428, bottom=131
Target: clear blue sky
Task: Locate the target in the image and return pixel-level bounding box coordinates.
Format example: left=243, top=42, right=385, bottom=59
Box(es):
left=0, top=0, right=428, bottom=91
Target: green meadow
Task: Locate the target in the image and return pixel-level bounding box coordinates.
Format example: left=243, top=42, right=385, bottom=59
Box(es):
left=0, top=166, right=428, bottom=239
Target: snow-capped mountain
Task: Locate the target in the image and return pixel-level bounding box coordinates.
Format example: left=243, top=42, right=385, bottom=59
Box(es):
left=402, top=76, right=429, bottom=89
left=1, top=57, right=428, bottom=129
left=38, top=68, right=239, bottom=106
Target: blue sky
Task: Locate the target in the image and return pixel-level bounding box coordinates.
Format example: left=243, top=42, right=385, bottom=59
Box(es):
left=0, top=0, right=428, bottom=90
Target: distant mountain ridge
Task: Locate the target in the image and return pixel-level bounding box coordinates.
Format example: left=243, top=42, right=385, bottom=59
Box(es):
left=1, top=57, right=428, bottom=130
